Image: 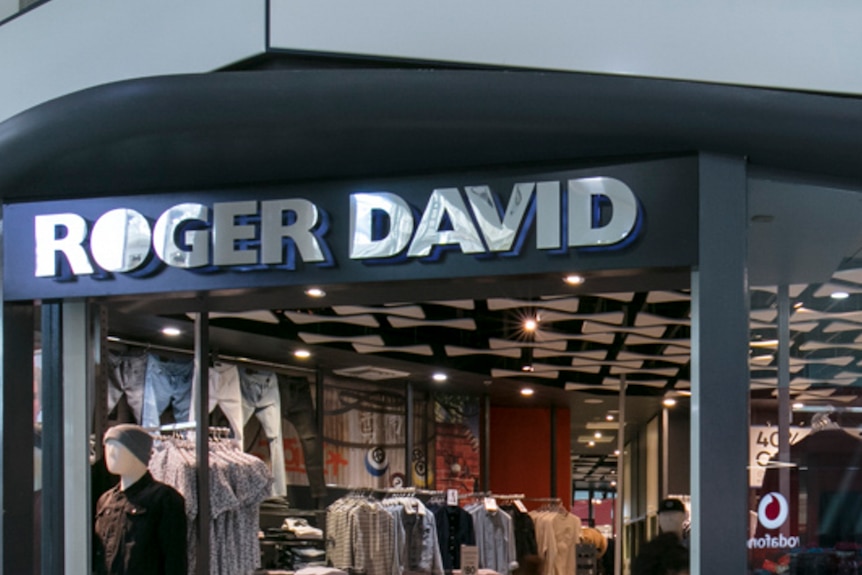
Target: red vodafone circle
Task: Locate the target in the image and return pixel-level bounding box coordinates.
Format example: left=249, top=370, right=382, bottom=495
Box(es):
left=758, top=492, right=789, bottom=530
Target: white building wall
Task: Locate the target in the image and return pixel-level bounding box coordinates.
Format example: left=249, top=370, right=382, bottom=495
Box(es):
left=0, top=0, right=265, bottom=122
left=2, top=0, right=862, bottom=124
left=271, top=0, right=862, bottom=96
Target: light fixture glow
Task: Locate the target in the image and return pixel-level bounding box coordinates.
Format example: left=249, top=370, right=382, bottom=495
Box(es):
left=750, top=339, right=779, bottom=348
left=831, top=291, right=850, bottom=300
left=524, top=318, right=539, bottom=332
left=520, top=387, right=535, bottom=397
left=662, top=397, right=677, bottom=408
left=588, top=441, right=595, bottom=447
left=432, top=372, right=448, bottom=383
left=294, top=349, right=311, bottom=359
left=161, top=327, right=181, bottom=337
left=792, top=402, right=805, bottom=410
left=594, top=431, right=602, bottom=439
left=521, top=365, right=535, bottom=372
left=606, top=414, right=614, bottom=421
left=564, top=274, right=585, bottom=286
left=613, top=449, right=620, bottom=456
left=305, top=287, right=326, bottom=298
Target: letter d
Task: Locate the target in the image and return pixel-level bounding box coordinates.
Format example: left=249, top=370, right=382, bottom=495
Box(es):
left=349, top=193, right=414, bottom=259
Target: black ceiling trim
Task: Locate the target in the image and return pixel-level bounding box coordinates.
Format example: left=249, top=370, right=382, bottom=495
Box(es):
left=2, top=68, right=862, bottom=201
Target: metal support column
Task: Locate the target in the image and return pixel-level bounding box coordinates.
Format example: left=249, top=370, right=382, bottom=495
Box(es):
left=776, top=285, right=791, bottom=534
left=405, top=381, right=414, bottom=488
left=1, top=302, right=35, bottom=574
left=550, top=406, right=557, bottom=498
left=63, top=302, right=91, bottom=574
left=614, top=374, right=626, bottom=575
left=691, top=153, right=749, bottom=575
left=194, top=312, right=210, bottom=575
left=41, top=301, right=64, bottom=574
left=482, top=394, right=490, bottom=493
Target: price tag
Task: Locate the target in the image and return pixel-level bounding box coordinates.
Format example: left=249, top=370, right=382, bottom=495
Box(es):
left=484, top=496, right=498, bottom=512
left=461, top=545, right=479, bottom=575
left=514, top=499, right=528, bottom=513
left=447, top=489, right=460, bottom=507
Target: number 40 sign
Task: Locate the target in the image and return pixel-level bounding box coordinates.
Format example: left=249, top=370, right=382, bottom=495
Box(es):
left=749, top=425, right=809, bottom=488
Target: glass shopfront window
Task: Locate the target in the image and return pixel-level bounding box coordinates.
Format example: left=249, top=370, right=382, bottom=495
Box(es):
left=748, top=177, right=862, bottom=574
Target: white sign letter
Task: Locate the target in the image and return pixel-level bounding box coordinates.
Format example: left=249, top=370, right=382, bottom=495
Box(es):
left=35, top=213, right=94, bottom=277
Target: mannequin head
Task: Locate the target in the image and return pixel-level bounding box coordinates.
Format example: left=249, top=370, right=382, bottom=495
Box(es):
left=657, top=498, right=687, bottom=538
left=103, top=424, right=152, bottom=489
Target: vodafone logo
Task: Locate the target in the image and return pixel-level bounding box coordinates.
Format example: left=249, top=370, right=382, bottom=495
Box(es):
left=758, top=492, right=789, bottom=530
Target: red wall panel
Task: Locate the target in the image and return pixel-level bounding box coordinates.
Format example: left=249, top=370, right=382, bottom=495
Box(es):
left=489, top=406, right=571, bottom=508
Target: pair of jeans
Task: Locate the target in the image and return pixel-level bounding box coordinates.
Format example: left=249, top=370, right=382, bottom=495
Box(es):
left=205, top=362, right=245, bottom=443
left=107, top=350, right=148, bottom=424
left=278, top=373, right=327, bottom=498
left=239, top=367, right=287, bottom=496
left=142, top=354, right=193, bottom=429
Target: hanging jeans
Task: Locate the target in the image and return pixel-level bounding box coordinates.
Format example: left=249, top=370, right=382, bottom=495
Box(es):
left=239, top=368, right=287, bottom=496
left=107, top=350, right=148, bottom=424
left=277, top=373, right=327, bottom=498
left=208, top=363, right=245, bottom=443
left=142, top=354, right=194, bottom=429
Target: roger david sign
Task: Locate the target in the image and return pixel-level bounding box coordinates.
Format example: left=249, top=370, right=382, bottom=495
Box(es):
left=33, top=176, right=641, bottom=280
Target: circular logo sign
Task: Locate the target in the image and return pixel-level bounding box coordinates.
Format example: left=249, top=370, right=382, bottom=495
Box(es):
left=365, top=446, right=389, bottom=477
left=758, top=492, right=789, bottom=530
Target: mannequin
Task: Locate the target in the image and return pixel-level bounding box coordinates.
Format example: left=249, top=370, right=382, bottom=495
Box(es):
left=94, top=424, right=187, bottom=575
left=632, top=499, right=690, bottom=575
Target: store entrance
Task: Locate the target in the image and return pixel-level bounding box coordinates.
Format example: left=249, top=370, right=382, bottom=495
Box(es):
left=90, top=266, right=692, bottom=574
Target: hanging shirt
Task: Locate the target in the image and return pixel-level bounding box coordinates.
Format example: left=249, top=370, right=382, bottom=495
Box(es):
left=94, top=471, right=187, bottom=575
left=467, top=504, right=517, bottom=574
left=431, top=504, right=476, bottom=570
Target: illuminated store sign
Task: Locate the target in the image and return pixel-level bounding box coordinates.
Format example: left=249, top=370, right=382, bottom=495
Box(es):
left=5, top=157, right=698, bottom=301
left=34, top=177, right=640, bottom=279
left=747, top=492, right=799, bottom=549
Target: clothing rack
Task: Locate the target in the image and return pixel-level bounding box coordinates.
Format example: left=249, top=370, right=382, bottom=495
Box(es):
left=106, top=335, right=317, bottom=375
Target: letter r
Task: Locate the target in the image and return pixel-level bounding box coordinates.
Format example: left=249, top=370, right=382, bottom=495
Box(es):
left=35, top=213, right=94, bottom=277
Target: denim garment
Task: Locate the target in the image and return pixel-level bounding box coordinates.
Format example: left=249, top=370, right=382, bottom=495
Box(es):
left=239, top=367, right=286, bottom=496
left=107, top=350, right=149, bottom=424
left=207, top=362, right=244, bottom=442
left=278, top=373, right=327, bottom=498
left=141, top=354, right=193, bottom=429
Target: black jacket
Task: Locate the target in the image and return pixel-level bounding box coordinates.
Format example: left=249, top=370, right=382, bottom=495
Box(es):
left=94, top=472, right=187, bottom=575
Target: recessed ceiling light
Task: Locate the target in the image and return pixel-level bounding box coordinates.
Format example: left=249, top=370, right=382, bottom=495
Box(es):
left=588, top=441, right=596, bottom=447
left=305, top=287, right=326, bottom=298
left=523, top=317, right=539, bottom=332
left=611, top=480, right=617, bottom=487
left=294, top=349, right=311, bottom=359
left=792, top=402, right=805, bottom=410
left=162, top=327, right=181, bottom=337
left=432, top=372, right=448, bottom=383
left=831, top=291, right=850, bottom=300
left=564, top=274, right=585, bottom=286
left=606, top=414, right=614, bottom=421
left=520, top=387, right=535, bottom=397
left=594, top=431, right=602, bottom=439
left=662, top=397, right=677, bottom=408
left=521, top=364, right=535, bottom=372
left=613, top=449, right=620, bottom=456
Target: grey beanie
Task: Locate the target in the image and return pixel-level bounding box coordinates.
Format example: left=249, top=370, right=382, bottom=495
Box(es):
left=104, top=424, right=153, bottom=465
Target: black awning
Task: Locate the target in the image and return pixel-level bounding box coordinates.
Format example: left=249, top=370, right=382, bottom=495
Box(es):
left=1, top=67, right=861, bottom=200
